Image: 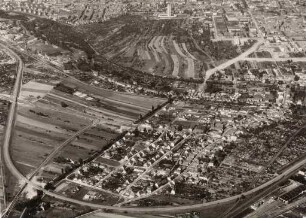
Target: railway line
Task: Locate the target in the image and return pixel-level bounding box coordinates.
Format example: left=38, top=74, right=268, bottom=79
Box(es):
left=0, top=19, right=305, bottom=217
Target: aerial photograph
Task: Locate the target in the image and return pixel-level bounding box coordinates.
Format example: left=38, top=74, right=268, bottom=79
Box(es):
left=0, top=0, right=305, bottom=218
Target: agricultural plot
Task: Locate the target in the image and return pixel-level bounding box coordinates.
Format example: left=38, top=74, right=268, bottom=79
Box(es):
left=137, top=49, right=151, bottom=61
left=171, top=55, right=180, bottom=77
left=20, top=81, right=54, bottom=102
left=182, top=43, right=197, bottom=60
left=186, top=58, right=195, bottom=79
left=11, top=102, right=92, bottom=176
left=105, top=34, right=136, bottom=59
left=76, top=16, right=207, bottom=80
left=148, top=36, right=161, bottom=63
left=55, top=180, right=122, bottom=206
left=10, top=79, right=165, bottom=184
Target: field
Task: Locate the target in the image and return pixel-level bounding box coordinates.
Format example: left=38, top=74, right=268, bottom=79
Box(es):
left=55, top=180, right=121, bottom=206
left=76, top=16, right=212, bottom=80
left=20, top=81, right=54, bottom=100
left=27, top=40, right=71, bottom=57
left=10, top=79, right=165, bottom=187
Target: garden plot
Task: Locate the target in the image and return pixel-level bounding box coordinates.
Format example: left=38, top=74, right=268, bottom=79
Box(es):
left=20, top=81, right=54, bottom=101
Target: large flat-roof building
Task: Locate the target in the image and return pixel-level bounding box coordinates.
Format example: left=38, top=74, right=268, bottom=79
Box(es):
left=158, top=3, right=177, bottom=19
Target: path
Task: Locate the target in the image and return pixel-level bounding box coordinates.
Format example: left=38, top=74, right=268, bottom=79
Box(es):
left=199, top=39, right=264, bottom=91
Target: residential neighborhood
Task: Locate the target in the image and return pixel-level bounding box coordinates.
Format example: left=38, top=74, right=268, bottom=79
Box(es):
left=0, top=0, right=304, bottom=218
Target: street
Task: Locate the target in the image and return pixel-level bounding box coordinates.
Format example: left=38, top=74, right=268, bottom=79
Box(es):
left=199, top=38, right=264, bottom=91
left=0, top=42, right=24, bottom=216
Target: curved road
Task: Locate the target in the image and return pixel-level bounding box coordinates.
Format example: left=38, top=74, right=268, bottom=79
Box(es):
left=4, top=134, right=306, bottom=216
left=2, top=42, right=306, bottom=217
left=222, top=123, right=306, bottom=218
left=0, top=42, right=24, bottom=216
left=199, top=39, right=264, bottom=91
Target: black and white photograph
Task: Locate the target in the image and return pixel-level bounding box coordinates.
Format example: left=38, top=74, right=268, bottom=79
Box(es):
left=0, top=0, right=305, bottom=217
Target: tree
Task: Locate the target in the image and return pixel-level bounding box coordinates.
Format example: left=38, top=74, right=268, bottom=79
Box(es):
left=61, top=102, right=68, bottom=108
left=45, top=182, right=55, bottom=190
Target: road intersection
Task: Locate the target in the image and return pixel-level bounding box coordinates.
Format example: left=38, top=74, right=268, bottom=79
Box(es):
left=1, top=34, right=306, bottom=217
left=199, top=38, right=264, bottom=91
